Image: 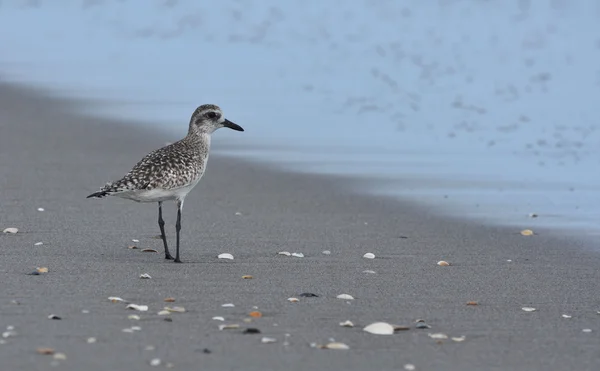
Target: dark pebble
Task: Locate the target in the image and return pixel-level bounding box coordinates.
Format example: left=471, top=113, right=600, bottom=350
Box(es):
left=49, top=315, right=61, bottom=320
left=299, top=293, right=319, bottom=297
left=203, top=348, right=212, bottom=354
left=242, top=328, right=261, bottom=334
left=28, top=271, right=40, bottom=276
left=394, top=326, right=410, bottom=331
left=416, top=323, right=431, bottom=329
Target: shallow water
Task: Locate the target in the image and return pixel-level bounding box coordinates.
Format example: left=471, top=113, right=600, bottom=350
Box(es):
left=1, top=0, right=598, bottom=235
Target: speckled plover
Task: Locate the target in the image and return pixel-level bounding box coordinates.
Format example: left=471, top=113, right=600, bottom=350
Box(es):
left=87, top=104, right=244, bottom=263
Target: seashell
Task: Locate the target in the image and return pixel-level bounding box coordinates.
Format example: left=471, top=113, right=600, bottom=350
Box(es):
left=277, top=251, right=291, bottom=256
left=157, top=310, right=170, bottom=316
left=141, top=249, right=158, bottom=253
left=261, top=337, right=277, bottom=343
left=336, top=294, right=354, bottom=300
left=86, top=337, right=96, bottom=344
left=218, top=324, right=240, bottom=330
left=520, top=229, right=534, bottom=236
left=36, top=347, right=55, bottom=355
left=36, top=267, right=48, bottom=273
left=437, top=261, right=450, bottom=266
left=452, top=336, right=466, bottom=342
left=416, top=322, right=431, bottom=329
left=126, top=304, right=148, bottom=312
left=363, top=270, right=376, bottom=274
left=165, top=306, right=185, bottom=313
left=363, top=253, right=375, bottom=259
left=466, top=301, right=478, bottom=306
left=339, top=320, right=354, bottom=327
left=37, top=208, right=45, bottom=212
left=221, top=303, right=235, bottom=308
left=323, top=342, right=350, bottom=350
left=128, top=315, right=140, bottom=320
left=218, top=253, right=234, bottom=260
left=287, top=297, right=299, bottom=302
left=363, top=322, right=394, bottom=335
left=2, top=228, right=18, bottom=234
left=108, top=296, right=124, bottom=303
left=139, top=273, right=152, bottom=279
left=249, top=311, right=262, bottom=318
left=47, top=314, right=61, bottom=320
left=53, top=352, right=67, bottom=360
left=235, top=212, right=242, bottom=216
left=34, top=242, right=43, bottom=246
left=131, top=239, right=139, bottom=243
left=291, top=252, right=304, bottom=258
left=164, top=297, right=175, bottom=302
left=404, top=364, right=416, bottom=371
left=562, top=314, right=572, bottom=319
left=242, top=275, right=253, bottom=279
left=428, top=333, right=448, bottom=340
left=521, top=307, right=536, bottom=312
left=122, top=328, right=134, bottom=333
left=322, top=250, right=331, bottom=255
left=582, top=329, right=592, bottom=333
left=150, top=358, right=161, bottom=366
left=212, top=316, right=225, bottom=321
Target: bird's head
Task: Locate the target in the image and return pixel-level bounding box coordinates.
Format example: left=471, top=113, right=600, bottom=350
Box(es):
left=188, top=104, right=244, bottom=135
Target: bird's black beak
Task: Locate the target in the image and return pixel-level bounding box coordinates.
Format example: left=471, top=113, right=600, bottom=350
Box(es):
left=223, top=119, right=244, bottom=132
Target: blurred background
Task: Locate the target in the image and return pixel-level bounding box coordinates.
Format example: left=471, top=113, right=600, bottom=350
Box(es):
left=0, top=0, right=598, bottom=235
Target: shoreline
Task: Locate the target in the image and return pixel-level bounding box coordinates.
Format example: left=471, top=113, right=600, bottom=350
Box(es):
left=1, top=82, right=600, bottom=371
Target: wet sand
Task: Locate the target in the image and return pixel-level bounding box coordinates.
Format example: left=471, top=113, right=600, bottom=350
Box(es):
left=1, top=82, right=599, bottom=371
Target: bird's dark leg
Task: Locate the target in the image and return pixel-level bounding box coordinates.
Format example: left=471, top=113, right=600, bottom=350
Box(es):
left=158, top=202, right=174, bottom=260
left=174, top=199, right=183, bottom=263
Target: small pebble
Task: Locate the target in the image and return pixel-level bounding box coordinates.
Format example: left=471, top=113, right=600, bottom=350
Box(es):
left=126, top=304, right=148, bottom=312
left=583, top=329, right=592, bottom=333
left=466, top=301, right=478, bottom=306
left=164, top=318, right=173, bottom=322
left=218, top=253, right=234, bottom=260
left=34, top=242, right=43, bottom=246
left=416, top=323, right=431, bottom=329
left=291, top=252, right=304, bottom=258
left=36, top=348, right=55, bottom=355
left=249, top=311, right=262, bottom=318
left=87, top=337, right=97, bottom=344
left=322, top=250, right=331, bottom=255
left=53, top=353, right=67, bottom=360
left=277, top=251, right=291, bottom=256
left=437, top=261, right=450, bottom=266
left=287, top=297, right=299, bottom=303
left=243, top=328, right=261, bottom=334
left=28, top=271, right=40, bottom=276
left=139, top=273, right=152, bottom=279
left=339, top=320, right=354, bottom=327
left=128, top=245, right=138, bottom=249
left=522, top=307, right=537, bottom=312
left=47, top=314, right=61, bottom=320
left=36, top=267, right=49, bottom=273
left=150, top=358, right=161, bottom=366
left=363, top=322, right=394, bottom=335
left=336, top=294, right=354, bottom=300
left=221, top=303, right=235, bottom=308
left=363, top=253, right=375, bottom=259
left=261, top=337, right=277, bottom=344
left=2, top=228, right=18, bottom=234
left=212, top=316, right=225, bottom=321
left=529, top=213, right=538, bottom=218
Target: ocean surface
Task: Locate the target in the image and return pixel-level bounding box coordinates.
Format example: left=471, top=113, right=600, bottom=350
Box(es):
left=1, top=0, right=598, bottom=235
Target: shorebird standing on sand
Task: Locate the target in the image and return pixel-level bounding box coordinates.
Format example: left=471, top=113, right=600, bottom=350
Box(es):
left=87, top=104, right=244, bottom=263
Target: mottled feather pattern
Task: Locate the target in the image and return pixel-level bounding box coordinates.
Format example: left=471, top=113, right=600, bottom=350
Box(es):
left=99, top=137, right=208, bottom=195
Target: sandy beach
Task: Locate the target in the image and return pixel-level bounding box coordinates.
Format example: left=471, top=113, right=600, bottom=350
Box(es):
left=1, top=82, right=600, bottom=371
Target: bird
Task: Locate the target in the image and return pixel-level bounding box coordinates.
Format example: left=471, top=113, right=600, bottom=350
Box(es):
left=87, top=104, right=244, bottom=263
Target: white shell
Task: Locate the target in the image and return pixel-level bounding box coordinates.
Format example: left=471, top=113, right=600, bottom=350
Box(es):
left=363, top=270, right=376, bottom=274
left=287, top=297, right=299, bottom=302
left=322, top=250, right=331, bottom=255
left=291, top=252, right=304, bottom=258
left=132, top=239, right=139, bottom=243
left=404, top=364, right=416, bottom=371
left=165, top=306, right=185, bottom=313
left=363, top=253, right=375, bottom=259
left=157, top=310, right=170, bottom=316
left=212, top=316, right=225, bottom=321
left=261, top=337, right=277, bottom=344
left=218, top=324, right=240, bottom=330
left=128, top=315, right=140, bottom=320
left=277, top=251, right=291, bottom=256
left=521, top=307, right=536, bottom=312
left=336, top=294, right=354, bottom=300
left=108, top=297, right=125, bottom=303
left=53, top=353, right=67, bottom=361
left=2, top=228, right=18, bottom=234
left=34, top=242, right=43, bottom=246
left=86, top=337, right=96, bottom=344
left=437, top=261, right=450, bottom=266
left=218, top=253, right=234, bottom=260
left=339, top=320, right=354, bottom=327
left=562, top=314, right=572, bottom=319
left=582, top=328, right=592, bottom=333
left=363, top=322, right=394, bottom=335
left=126, top=304, right=148, bottom=312
left=324, top=342, right=350, bottom=350
left=221, top=303, right=235, bottom=308
left=139, top=273, right=152, bottom=279
left=150, top=358, right=161, bottom=366
left=428, top=333, right=448, bottom=340
left=37, top=208, right=45, bottom=211
left=451, top=336, right=466, bottom=342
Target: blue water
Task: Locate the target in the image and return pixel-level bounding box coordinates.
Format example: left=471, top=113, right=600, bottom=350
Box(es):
left=1, top=0, right=598, bottom=235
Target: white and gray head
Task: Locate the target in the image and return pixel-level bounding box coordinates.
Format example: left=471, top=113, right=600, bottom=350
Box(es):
left=188, top=104, right=244, bottom=135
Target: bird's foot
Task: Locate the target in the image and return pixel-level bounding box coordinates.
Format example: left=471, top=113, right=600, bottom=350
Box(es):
left=165, top=254, right=174, bottom=260
left=173, top=258, right=183, bottom=263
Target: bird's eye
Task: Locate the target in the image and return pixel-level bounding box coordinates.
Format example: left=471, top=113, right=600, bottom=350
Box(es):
left=206, top=112, right=217, bottom=119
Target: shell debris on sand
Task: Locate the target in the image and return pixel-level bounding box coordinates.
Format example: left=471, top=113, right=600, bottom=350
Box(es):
left=164, top=297, right=176, bottom=302
left=466, top=301, right=478, bottom=306
left=141, top=248, right=158, bottom=253
left=242, top=275, right=253, bottom=279
left=291, top=252, right=304, bottom=258
left=126, top=304, right=148, bottom=312
left=212, top=316, right=225, bottom=321
left=53, top=353, right=67, bottom=361
left=582, top=329, right=593, bottom=333
left=36, top=267, right=49, bottom=273
left=336, top=294, right=354, bottom=300
left=339, top=320, right=354, bottom=328
left=363, top=253, right=375, bottom=259
left=363, top=270, right=376, bottom=274
left=404, top=364, right=416, bottom=371
left=249, top=311, right=262, bottom=318
left=34, top=242, right=43, bottom=246
left=322, top=250, right=331, bottom=255
left=36, top=347, right=55, bottom=355
left=218, top=253, right=234, bottom=260
left=86, top=337, right=97, bottom=344
left=2, top=228, right=18, bottom=234
left=150, top=358, right=161, bottom=367
left=277, top=251, right=291, bottom=256
left=428, top=333, right=448, bottom=340
left=139, top=273, right=152, bottom=279
left=219, top=324, right=240, bottom=330
left=287, top=297, right=299, bottom=303
left=520, top=229, right=534, bottom=236
left=322, top=342, right=350, bottom=350
left=562, top=314, right=572, bottom=319
left=158, top=310, right=170, bottom=316
left=437, top=261, right=450, bottom=266
left=363, top=322, right=394, bottom=335
left=47, top=314, right=61, bottom=320
left=522, top=307, right=537, bottom=312
left=165, top=306, right=185, bottom=313
left=128, top=315, right=141, bottom=320
left=452, top=336, right=466, bottom=342
left=108, top=296, right=125, bottom=303
left=221, top=303, right=235, bottom=308
left=261, top=337, right=277, bottom=344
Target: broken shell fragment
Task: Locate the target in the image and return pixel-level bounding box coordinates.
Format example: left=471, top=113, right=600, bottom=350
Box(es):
left=291, top=252, right=304, bottom=258
left=164, top=297, right=175, bottom=302
left=428, top=333, right=448, bottom=340
left=157, top=310, right=170, bottom=316
left=339, top=320, right=354, bottom=328
left=165, top=306, right=185, bottom=313
left=36, top=267, right=48, bottom=273
left=522, top=307, right=537, bottom=312
left=466, top=301, right=478, bottom=306
left=323, top=342, right=350, bottom=350
left=249, top=311, right=262, bottom=318
left=363, top=322, right=394, bottom=335
left=242, top=275, right=253, bottom=279
left=218, top=253, right=234, bottom=260
left=452, top=336, right=466, bottom=342
left=261, top=337, right=277, bottom=344
left=128, top=315, right=141, bottom=320
left=520, top=229, right=534, bottom=236
left=277, top=251, right=291, bottom=256
left=141, top=249, right=158, bottom=253
left=108, top=297, right=125, bottom=303
left=322, top=250, right=331, bottom=255
left=53, top=353, right=67, bottom=360
left=336, top=294, right=354, bottom=300
left=86, top=337, right=97, bottom=344
left=218, top=324, right=240, bottom=330
left=287, top=297, right=299, bottom=303
left=212, top=316, right=225, bottom=321
left=47, top=314, right=61, bottom=320
left=139, top=273, right=152, bottom=279
left=363, top=270, right=376, bottom=274
left=150, top=358, right=161, bottom=367
left=562, top=314, right=572, bottom=319
left=126, top=304, right=148, bottom=312
left=36, top=348, right=55, bottom=355
left=437, top=261, right=450, bottom=266
left=221, top=303, right=235, bottom=308
left=34, top=242, right=43, bottom=246
left=363, top=253, right=375, bottom=259
left=2, top=228, right=18, bottom=234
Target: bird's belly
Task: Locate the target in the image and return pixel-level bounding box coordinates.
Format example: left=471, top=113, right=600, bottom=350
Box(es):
left=117, top=175, right=204, bottom=203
